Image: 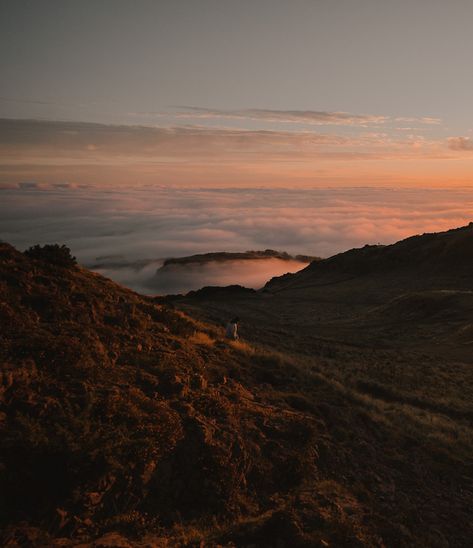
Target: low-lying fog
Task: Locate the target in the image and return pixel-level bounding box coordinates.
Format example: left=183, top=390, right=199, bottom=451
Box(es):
left=1, top=184, right=472, bottom=295
left=94, top=258, right=308, bottom=295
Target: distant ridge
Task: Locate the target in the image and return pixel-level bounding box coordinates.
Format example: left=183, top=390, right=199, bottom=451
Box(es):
left=159, top=249, right=317, bottom=269
left=265, top=222, right=473, bottom=292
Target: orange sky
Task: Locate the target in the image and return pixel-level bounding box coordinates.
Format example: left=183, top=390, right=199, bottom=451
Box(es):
left=3, top=3, right=473, bottom=190
left=2, top=118, right=473, bottom=188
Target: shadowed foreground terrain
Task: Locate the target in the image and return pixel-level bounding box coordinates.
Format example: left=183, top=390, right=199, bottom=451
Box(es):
left=1, top=227, right=473, bottom=546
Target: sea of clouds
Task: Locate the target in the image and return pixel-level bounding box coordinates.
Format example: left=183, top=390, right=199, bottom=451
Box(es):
left=1, top=184, right=472, bottom=294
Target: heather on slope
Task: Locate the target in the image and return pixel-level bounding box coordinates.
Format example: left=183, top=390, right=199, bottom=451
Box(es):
left=1, top=240, right=473, bottom=547
left=0, top=243, right=373, bottom=546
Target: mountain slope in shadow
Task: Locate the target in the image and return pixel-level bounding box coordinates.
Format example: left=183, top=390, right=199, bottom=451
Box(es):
left=175, top=225, right=473, bottom=546
left=0, top=243, right=380, bottom=547
left=265, top=222, right=473, bottom=294
left=180, top=224, right=473, bottom=356
left=2, top=227, right=473, bottom=546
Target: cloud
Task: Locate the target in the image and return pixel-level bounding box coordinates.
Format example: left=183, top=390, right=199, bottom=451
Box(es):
left=0, top=118, right=445, bottom=162
left=18, top=181, right=53, bottom=190
left=0, top=181, right=83, bottom=191
left=3, top=112, right=470, bottom=198
left=395, top=116, right=442, bottom=125
left=1, top=185, right=472, bottom=294
left=93, top=257, right=308, bottom=295
left=0, top=117, right=352, bottom=158
left=0, top=117, right=363, bottom=146
left=0, top=96, right=67, bottom=106
left=168, top=108, right=442, bottom=128
left=447, top=136, right=473, bottom=151
left=171, top=106, right=389, bottom=126
left=145, top=258, right=307, bottom=294
left=1, top=117, right=454, bottom=188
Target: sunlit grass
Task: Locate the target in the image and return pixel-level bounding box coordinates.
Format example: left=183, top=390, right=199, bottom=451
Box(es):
left=189, top=331, right=215, bottom=346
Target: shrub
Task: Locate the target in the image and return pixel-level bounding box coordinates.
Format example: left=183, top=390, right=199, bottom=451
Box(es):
left=24, top=244, right=77, bottom=268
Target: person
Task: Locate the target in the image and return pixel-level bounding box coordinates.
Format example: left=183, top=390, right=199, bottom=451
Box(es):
left=225, top=317, right=240, bottom=340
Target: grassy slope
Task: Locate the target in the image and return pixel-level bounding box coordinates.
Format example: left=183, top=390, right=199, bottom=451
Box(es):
left=0, top=243, right=379, bottom=547
left=1, top=231, right=473, bottom=546
left=176, top=226, right=473, bottom=547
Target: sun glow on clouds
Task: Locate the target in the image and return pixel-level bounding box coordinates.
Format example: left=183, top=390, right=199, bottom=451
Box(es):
left=98, top=258, right=308, bottom=296
left=1, top=184, right=472, bottom=294
left=1, top=110, right=473, bottom=293
left=2, top=116, right=473, bottom=187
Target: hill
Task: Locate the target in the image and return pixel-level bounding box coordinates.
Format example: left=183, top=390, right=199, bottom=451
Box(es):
left=0, top=243, right=377, bottom=546
left=175, top=225, right=473, bottom=546
left=1, top=230, right=473, bottom=546
left=160, top=250, right=317, bottom=268
left=265, top=222, right=473, bottom=294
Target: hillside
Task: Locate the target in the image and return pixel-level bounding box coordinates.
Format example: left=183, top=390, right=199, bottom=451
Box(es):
left=175, top=226, right=473, bottom=546
left=1, top=234, right=473, bottom=546
left=265, top=223, right=473, bottom=295
left=178, top=224, right=473, bottom=361
left=0, top=243, right=377, bottom=546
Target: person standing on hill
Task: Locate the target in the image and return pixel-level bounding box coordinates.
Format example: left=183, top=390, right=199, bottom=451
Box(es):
left=225, top=317, right=240, bottom=340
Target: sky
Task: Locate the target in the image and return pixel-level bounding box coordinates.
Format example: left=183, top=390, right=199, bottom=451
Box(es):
left=1, top=0, right=473, bottom=187
left=1, top=1, right=472, bottom=292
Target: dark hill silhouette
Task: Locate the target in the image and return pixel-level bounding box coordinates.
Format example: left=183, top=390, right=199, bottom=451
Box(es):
left=181, top=225, right=473, bottom=359
left=86, top=249, right=316, bottom=272
left=2, top=230, right=473, bottom=546
left=160, top=249, right=317, bottom=268
left=265, top=223, right=473, bottom=294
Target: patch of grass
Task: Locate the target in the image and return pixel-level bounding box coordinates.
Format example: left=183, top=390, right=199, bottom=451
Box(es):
left=228, top=339, right=255, bottom=354
left=188, top=331, right=215, bottom=346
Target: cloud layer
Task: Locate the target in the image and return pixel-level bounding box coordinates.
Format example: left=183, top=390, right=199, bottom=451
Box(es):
left=1, top=184, right=472, bottom=294
left=1, top=117, right=465, bottom=188
left=148, top=258, right=308, bottom=294
left=171, top=106, right=390, bottom=126
left=448, top=137, right=473, bottom=151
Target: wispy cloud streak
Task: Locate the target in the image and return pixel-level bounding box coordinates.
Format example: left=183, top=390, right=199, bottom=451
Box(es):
left=0, top=117, right=463, bottom=187
left=169, top=107, right=443, bottom=127
left=448, top=137, right=473, bottom=151
left=171, top=106, right=389, bottom=126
